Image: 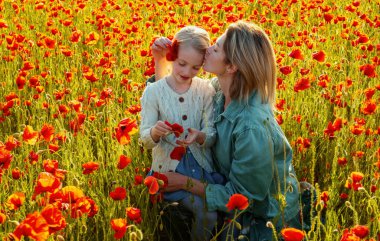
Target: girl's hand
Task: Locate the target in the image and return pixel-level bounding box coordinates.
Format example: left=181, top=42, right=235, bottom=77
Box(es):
left=151, top=37, right=172, bottom=61
left=175, top=128, right=206, bottom=146
left=150, top=121, right=172, bottom=142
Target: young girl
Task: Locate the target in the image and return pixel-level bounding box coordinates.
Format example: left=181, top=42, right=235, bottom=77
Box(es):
left=140, top=26, right=221, bottom=241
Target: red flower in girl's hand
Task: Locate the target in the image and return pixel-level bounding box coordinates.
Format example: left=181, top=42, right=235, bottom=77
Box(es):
left=164, top=121, right=184, bottom=138
left=166, top=40, right=179, bottom=61
left=170, top=146, right=186, bottom=161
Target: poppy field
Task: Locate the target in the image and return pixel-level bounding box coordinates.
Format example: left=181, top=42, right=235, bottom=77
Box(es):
left=0, top=0, right=379, bottom=240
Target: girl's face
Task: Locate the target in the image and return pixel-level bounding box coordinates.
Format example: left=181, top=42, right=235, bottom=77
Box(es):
left=171, top=45, right=204, bottom=84
left=203, top=34, right=227, bottom=75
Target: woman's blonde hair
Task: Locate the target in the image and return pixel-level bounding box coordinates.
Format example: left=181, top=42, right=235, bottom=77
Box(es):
left=224, top=21, right=276, bottom=106
left=174, top=26, right=210, bottom=55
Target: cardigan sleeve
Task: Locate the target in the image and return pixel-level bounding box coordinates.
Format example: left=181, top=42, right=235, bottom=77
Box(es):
left=139, top=85, right=160, bottom=149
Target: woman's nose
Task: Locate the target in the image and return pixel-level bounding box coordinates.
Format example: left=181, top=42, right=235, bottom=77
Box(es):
left=206, top=47, right=212, bottom=55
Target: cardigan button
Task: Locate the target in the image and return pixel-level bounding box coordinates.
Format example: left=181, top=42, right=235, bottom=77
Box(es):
left=179, top=97, right=184, bottom=102
left=182, top=115, right=187, bottom=120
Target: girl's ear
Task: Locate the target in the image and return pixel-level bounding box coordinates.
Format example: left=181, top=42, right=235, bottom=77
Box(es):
left=226, top=64, right=238, bottom=74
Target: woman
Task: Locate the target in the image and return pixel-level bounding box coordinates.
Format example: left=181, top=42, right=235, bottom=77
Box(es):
left=150, top=21, right=301, bottom=240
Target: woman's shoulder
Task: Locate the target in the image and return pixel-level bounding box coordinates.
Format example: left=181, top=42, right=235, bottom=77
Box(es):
left=234, top=104, right=272, bottom=130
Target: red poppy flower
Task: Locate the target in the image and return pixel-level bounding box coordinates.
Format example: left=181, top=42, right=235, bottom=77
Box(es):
left=111, top=218, right=127, bottom=239
left=350, top=124, right=365, bottom=135
left=351, top=225, right=369, bottom=238
left=115, top=118, right=138, bottom=145
left=41, top=204, right=67, bottom=234
left=289, top=49, right=304, bottom=60
left=226, top=194, right=249, bottom=211
left=144, top=176, right=159, bottom=194
left=12, top=211, right=49, bottom=241
left=312, top=51, right=326, bottom=62
left=281, top=227, right=305, bottom=241
left=166, top=39, right=179, bottom=61
left=44, top=37, right=56, bottom=49
left=33, top=172, right=61, bottom=198
left=126, top=207, right=142, bottom=223
left=23, top=125, right=39, bottom=145
left=6, top=192, right=25, bottom=210
left=360, top=99, right=377, bottom=115
left=0, top=147, right=13, bottom=170
left=70, top=197, right=92, bottom=218
left=70, top=30, right=82, bottom=43
left=49, top=143, right=60, bottom=153
left=11, top=168, right=22, bottom=179
left=0, top=19, right=8, bottom=28
left=340, top=193, right=349, bottom=199
left=164, top=121, right=184, bottom=137
left=117, top=155, right=132, bottom=170
left=294, top=77, right=311, bottom=92
left=43, top=159, right=58, bottom=173
left=279, top=66, right=292, bottom=75
left=364, top=88, right=375, bottom=100
left=0, top=212, right=6, bottom=224
left=82, top=161, right=100, bottom=174
left=153, top=172, right=168, bottom=188
left=340, top=229, right=360, bottom=241
left=170, top=146, right=186, bottom=161
left=110, top=187, right=127, bottom=200
left=320, top=191, right=329, bottom=208
left=351, top=172, right=364, bottom=182
left=359, top=64, right=376, bottom=78
left=324, top=13, right=334, bottom=23
left=61, top=186, right=85, bottom=203
left=5, top=135, right=21, bottom=151
left=134, top=175, right=143, bottom=185
left=337, top=157, right=347, bottom=166
left=84, top=31, right=99, bottom=45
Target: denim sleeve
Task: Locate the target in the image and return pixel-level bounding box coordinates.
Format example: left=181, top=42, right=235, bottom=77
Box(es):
left=206, top=127, right=274, bottom=213
left=146, top=75, right=156, bottom=85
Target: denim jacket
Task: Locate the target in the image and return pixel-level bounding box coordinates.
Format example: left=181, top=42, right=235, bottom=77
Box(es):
left=205, top=88, right=300, bottom=225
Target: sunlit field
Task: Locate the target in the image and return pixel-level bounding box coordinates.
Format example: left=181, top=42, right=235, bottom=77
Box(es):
left=0, top=0, right=379, bottom=240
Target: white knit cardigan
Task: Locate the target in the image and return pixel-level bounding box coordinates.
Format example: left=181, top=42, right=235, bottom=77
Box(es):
left=140, top=76, right=216, bottom=173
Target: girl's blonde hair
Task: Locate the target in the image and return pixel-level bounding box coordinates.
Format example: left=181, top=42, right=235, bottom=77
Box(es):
left=224, top=21, right=276, bottom=106
left=174, top=26, right=210, bottom=55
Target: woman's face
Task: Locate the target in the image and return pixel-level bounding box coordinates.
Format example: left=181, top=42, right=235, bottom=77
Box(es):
left=203, top=34, right=227, bottom=75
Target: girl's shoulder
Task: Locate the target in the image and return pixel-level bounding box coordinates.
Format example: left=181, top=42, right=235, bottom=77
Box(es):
left=192, top=77, right=216, bottom=93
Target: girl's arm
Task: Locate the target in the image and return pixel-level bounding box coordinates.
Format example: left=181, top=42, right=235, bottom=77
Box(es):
left=140, top=86, right=161, bottom=148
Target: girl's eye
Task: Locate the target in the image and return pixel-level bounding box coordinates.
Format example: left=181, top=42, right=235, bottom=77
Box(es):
left=179, top=63, right=186, bottom=66
left=193, top=67, right=200, bottom=70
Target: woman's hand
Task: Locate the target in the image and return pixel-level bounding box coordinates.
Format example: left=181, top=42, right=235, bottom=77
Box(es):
left=176, top=128, right=206, bottom=146
left=151, top=37, right=171, bottom=62
left=161, top=172, right=187, bottom=192
left=150, top=121, right=172, bottom=142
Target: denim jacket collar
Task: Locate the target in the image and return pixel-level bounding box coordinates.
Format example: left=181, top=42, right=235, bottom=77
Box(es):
left=214, top=90, right=263, bottom=124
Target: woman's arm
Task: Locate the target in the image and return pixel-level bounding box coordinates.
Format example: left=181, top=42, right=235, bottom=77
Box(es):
left=206, top=127, right=275, bottom=212
left=162, top=172, right=207, bottom=197
left=151, top=37, right=172, bottom=80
